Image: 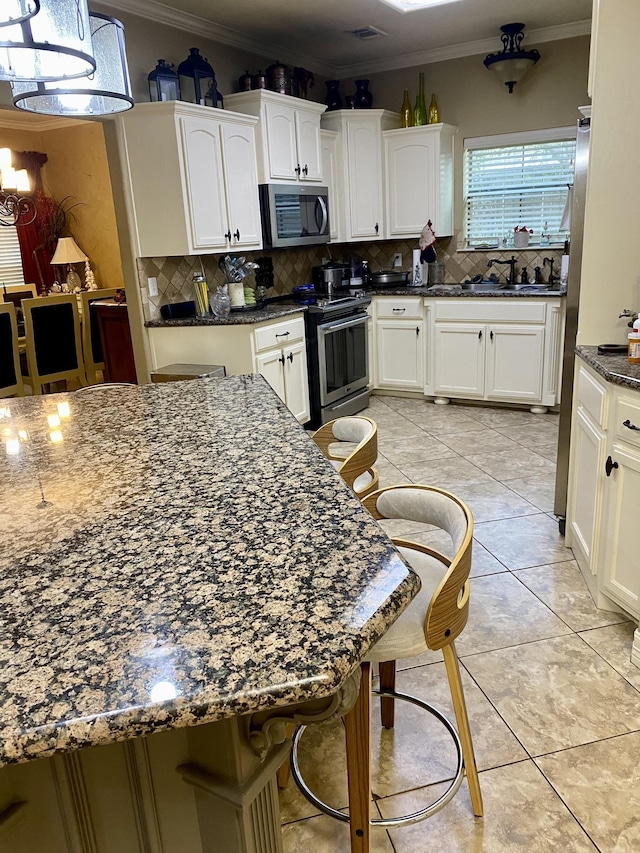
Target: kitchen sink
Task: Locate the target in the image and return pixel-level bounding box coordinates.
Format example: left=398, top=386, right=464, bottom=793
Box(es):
left=461, top=281, right=553, bottom=293
left=460, top=281, right=502, bottom=291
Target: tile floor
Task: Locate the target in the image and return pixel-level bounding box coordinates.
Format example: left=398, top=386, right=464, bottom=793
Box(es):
left=281, top=395, right=640, bottom=852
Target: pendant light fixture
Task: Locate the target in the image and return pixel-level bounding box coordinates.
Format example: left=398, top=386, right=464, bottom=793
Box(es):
left=0, top=0, right=95, bottom=83
left=0, top=1, right=40, bottom=27
left=12, top=13, right=133, bottom=116
left=483, top=23, right=541, bottom=93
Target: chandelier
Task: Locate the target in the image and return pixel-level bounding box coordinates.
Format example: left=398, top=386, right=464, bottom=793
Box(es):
left=0, top=149, right=36, bottom=227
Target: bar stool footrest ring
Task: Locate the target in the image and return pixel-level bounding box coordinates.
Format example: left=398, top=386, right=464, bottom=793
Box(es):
left=289, top=687, right=465, bottom=828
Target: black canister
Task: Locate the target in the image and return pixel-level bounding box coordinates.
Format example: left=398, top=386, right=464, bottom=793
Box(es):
left=251, top=70, right=267, bottom=90
left=266, top=60, right=292, bottom=96
left=239, top=70, right=252, bottom=91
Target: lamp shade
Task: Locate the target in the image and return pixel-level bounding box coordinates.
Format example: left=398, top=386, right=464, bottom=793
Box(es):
left=0, top=1, right=39, bottom=27
left=0, top=0, right=95, bottom=82
left=12, top=13, right=134, bottom=116
left=51, top=237, right=87, bottom=265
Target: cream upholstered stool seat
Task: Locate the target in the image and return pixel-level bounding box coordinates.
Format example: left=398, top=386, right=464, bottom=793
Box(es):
left=290, top=484, right=483, bottom=843
left=312, top=416, right=379, bottom=499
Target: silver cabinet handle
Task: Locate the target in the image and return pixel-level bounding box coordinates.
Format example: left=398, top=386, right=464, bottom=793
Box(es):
left=623, top=418, right=640, bottom=432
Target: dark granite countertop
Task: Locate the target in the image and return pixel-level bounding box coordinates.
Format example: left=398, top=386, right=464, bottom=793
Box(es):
left=576, top=345, right=640, bottom=391
left=0, top=376, right=419, bottom=767
left=145, top=303, right=307, bottom=328
left=367, top=285, right=566, bottom=298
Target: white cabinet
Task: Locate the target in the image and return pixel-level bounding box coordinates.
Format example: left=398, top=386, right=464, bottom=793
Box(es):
left=383, top=124, right=456, bottom=238
left=321, top=129, right=341, bottom=242
left=374, top=296, right=425, bottom=391
left=431, top=299, right=564, bottom=412
left=225, top=90, right=325, bottom=184
left=321, top=110, right=399, bottom=242
left=147, top=312, right=310, bottom=423
left=119, top=101, right=261, bottom=257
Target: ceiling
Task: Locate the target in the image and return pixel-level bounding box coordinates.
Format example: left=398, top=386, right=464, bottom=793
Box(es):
left=102, top=0, right=592, bottom=77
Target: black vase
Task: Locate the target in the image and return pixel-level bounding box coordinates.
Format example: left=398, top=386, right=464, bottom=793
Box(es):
left=325, top=79, right=342, bottom=111
left=353, top=79, right=373, bottom=109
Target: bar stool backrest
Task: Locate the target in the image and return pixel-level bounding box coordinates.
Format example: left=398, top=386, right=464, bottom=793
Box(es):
left=22, top=295, right=85, bottom=394
left=0, top=303, right=24, bottom=398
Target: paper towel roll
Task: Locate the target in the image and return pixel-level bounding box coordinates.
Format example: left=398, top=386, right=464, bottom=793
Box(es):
left=412, top=249, right=424, bottom=286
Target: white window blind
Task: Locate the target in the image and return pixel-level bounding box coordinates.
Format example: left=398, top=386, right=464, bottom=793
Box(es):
left=464, top=135, right=576, bottom=249
left=0, top=226, right=25, bottom=286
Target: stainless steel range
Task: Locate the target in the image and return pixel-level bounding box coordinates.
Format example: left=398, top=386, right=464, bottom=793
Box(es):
left=305, top=295, right=371, bottom=427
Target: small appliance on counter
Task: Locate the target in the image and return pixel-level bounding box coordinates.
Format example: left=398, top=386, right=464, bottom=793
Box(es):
left=368, top=269, right=410, bottom=287
left=311, top=262, right=350, bottom=296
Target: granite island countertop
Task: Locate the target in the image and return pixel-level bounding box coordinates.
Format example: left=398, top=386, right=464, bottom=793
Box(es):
left=0, top=376, right=420, bottom=767
left=576, top=345, right=640, bottom=391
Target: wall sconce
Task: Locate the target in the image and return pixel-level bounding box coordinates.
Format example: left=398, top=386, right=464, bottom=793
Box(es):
left=483, top=23, right=540, bottom=93
left=12, top=13, right=133, bottom=116
left=0, top=147, right=35, bottom=227
left=50, top=236, right=87, bottom=292
left=0, top=1, right=39, bottom=27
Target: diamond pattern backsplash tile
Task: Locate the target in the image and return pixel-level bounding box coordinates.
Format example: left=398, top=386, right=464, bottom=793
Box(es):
left=137, top=234, right=563, bottom=321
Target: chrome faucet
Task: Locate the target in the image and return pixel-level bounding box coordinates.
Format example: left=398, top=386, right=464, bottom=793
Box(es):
left=488, top=256, right=517, bottom=284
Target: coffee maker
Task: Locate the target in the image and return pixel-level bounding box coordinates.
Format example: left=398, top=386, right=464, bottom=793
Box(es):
left=312, top=262, right=350, bottom=296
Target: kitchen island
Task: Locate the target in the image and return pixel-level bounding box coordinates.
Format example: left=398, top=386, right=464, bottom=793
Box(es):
left=0, top=376, right=419, bottom=852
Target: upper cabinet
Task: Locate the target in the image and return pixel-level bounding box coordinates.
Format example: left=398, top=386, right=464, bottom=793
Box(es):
left=119, top=101, right=261, bottom=257
left=225, top=90, right=326, bottom=184
left=321, top=130, right=341, bottom=242
left=383, top=124, right=457, bottom=239
left=321, top=109, right=398, bottom=243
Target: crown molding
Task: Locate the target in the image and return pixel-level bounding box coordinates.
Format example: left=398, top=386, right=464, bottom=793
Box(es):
left=96, top=0, right=337, bottom=77
left=336, top=19, right=592, bottom=76
left=0, top=109, right=86, bottom=131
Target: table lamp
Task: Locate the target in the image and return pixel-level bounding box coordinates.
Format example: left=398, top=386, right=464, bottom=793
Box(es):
left=51, top=236, right=87, bottom=292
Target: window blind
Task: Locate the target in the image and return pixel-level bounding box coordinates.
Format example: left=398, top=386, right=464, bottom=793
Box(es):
left=464, top=138, right=576, bottom=249
left=0, top=227, right=25, bottom=286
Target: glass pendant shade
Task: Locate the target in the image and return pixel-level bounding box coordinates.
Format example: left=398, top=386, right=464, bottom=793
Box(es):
left=0, top=0, right=95, bottom=82
left=0, top=1, right=40, bottom=27
left=12, top=14, right=133, bottom=116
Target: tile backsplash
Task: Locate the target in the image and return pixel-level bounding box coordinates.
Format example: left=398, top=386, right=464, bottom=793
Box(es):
left=137, top=234, right=563, bottom=322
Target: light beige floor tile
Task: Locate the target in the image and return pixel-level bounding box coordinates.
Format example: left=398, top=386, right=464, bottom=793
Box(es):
left=282, top=808, right=394, bottom=852
left=473, top=513, right=574, bottom=569
left=375, top=458, right=412, bottom=489
left=506, top=472, right=557, bottom=512
left=457, top=573, right=571, bottom=657
left=463, top=634, right=640, bottom=756
left=464, top=447, right=556, bottom=482
left=536, top=731, right=640, bottom=853
left=514, top=560, right=630, bottom=632
left=473, top=408, right=550, bottom=428
left=437, top=428, right=521, bottom=456
left=530, top=443, right=559, bottom=462
left=494, top=422, right=559, bottom=448
left=378, top=435, right=458, bottom=466
left=410, top=413, right=489, bottom=435
left=399, top=457, right=494, bottom=489
left=378, top=760, right=597, bottom=852
left=470, top=540, right=509, bottom=576
left=442, top=479, right=540, bottom=524
left=579, top=622, right=640, bottom=690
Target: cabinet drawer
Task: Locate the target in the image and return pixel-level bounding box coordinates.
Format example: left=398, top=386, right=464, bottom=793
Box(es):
left=433, top=300, right=546, bottom=324
left=577, top=365, right=608, bottom=429
left=614, top=395, right=640, bottom=448
left=375, top=296, right=423, bottom=319
left=254, top=316, right=304, bottom=352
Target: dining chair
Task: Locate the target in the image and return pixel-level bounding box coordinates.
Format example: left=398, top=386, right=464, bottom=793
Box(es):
left=79, top=288, right=120, bottom=384
left=312, top=416, right=379, bottom=499
left=21, top=295, right=86, bottom=395
left=290, top=484, right=483, bottom=841
left=0, top=303, right=25, bottom=398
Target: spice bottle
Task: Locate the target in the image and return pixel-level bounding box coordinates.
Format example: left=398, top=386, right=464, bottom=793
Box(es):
left=629, top=319, right=640, bottom=364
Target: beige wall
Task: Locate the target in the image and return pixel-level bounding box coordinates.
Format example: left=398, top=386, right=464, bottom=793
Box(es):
left=350, top=35, right=591, bottom=233
left=577, top=3, right=640, bottom=345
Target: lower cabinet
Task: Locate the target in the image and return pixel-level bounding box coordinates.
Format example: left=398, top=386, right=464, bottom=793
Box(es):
left=146, top=313, right=310, bottom=423
left=374, top=296, right=425, bottom=391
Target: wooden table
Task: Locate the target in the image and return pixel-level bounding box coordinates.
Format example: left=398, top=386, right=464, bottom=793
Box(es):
left=0, top=375, right=419, bottom=852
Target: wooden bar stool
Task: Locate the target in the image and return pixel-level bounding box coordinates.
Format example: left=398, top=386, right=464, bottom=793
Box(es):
left=312, top=416, right=379, bottom=499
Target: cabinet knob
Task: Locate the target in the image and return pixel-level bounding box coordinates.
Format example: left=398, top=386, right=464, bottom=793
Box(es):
left=225, top=230, right=231, bottom=241
left=416, top=326, right=420, bottom=336
left=490, top=330, right=494, bottom=341
left=279, top=355, right=285, bottom=364
left=234, top=229, right=240, bottom=241
left=478, top=330, right=483, bottom=339
left=623, top=418, right=640, bottom=432
left=302, top=164, right=308, bottom=176
left=287, top=352, right=294, bottom=362
left=605, top=455, right=619, bottom=477
left=295, top=164, right=301, bottom=176
left=374, top=222, right=379, bottom=234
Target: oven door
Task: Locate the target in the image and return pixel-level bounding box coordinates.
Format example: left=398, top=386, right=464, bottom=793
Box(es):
left=316, top=313, right=369, bottom=407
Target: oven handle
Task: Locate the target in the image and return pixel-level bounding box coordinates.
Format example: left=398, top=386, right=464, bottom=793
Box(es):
left=315, top=196, right=328, bottom=235
left=319, top=315, right=367, bottom=334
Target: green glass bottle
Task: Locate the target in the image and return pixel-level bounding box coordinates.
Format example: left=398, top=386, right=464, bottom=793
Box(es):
left=413, top=72, right=427, bottom=126
left=427, top=92, right=440, bottom=124
left=400, top=88, right=413, bottom=128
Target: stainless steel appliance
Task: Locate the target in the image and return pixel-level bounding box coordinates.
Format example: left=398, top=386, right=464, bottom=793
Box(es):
left=554, top=114, right=591, bottom=532
left=312, top=262, right=350, bottom=295
left=259, top=184, right=329, bottom=249
left=305, top=295, right=371, bottom=426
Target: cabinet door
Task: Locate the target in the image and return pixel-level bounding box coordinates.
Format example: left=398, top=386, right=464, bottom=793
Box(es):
left=221, top=122, right=262, bottom=250
left=321, top=131, right=341, bottom=241
left=568, top=407, right=606, bottom=579
left=255, top=349, right=286, bottom=403
left=180, top=117, right=228, bottom=251
left=264, top=102, right=298, bottom=181
left=486, top=325, right=544, bottom=403
left=295, top=111, right=322, bottom=182
left=434, top=324, right=485, bottom=398
left=346, top=120, right=383, bottom=240
left=385, top=133, right=436, bottom=238
left=376, top=320, right=424, bottom=390
left=283, top=340, right=310, bottom=423
left=600, top=442, right=640, bottom=618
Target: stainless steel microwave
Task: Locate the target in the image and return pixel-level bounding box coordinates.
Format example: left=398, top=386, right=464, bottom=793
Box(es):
left=258, top=184, right=330, bottom=249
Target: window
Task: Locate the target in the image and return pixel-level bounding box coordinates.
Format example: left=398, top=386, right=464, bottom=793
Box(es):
left=464, top=128, right=576, bottom=249
left=0, top=226, right=25, bottom=286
